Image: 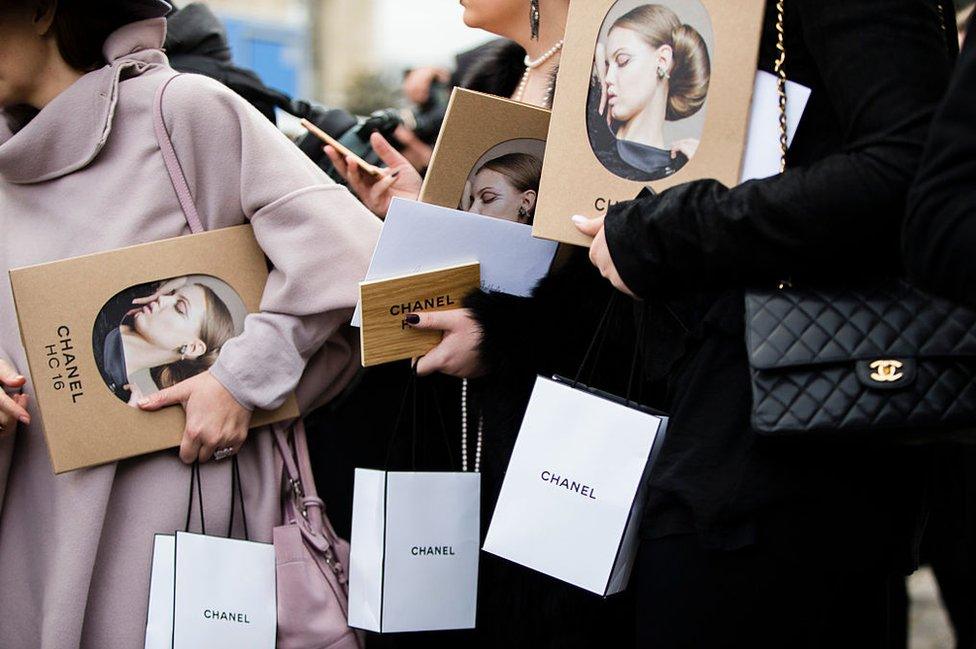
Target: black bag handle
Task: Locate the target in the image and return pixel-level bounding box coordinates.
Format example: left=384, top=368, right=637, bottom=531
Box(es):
left=183, top=457, right=249, bottom=540
left=383, top=361, right=455, bottom=471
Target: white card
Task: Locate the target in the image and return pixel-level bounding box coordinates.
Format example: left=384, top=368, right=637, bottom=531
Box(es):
left=740, top=70, right=812, bottom=183
left=351, top=199, right=558, bottom=326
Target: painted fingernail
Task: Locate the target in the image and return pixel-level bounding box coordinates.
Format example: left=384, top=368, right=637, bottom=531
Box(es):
left=391, top=171, right=400, bottom=178
left=19, top=415, right=30, bottom=425
left=405, top=314, right=420, bottom=325
left=571, top=215, right=588, bottom=225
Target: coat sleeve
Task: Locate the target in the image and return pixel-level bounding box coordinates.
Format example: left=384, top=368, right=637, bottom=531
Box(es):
left=162, top=74, right=381, bottom=411
left=903, top=21, right=976, bottom=305
left=603, top=0, right=952, bottom=298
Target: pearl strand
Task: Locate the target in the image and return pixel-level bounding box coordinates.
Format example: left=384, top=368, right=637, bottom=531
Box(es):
left=524, top=39, right=565, bottom=69
left=514, top=39, right=564, bottom=104
left=461, top=379, right=482, bottom=473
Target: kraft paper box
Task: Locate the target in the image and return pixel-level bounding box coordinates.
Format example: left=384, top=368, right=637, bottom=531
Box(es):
left=420, top=88, right=551, bottom=218
left=9, top=225, right=299, bottom=473
left=359, top=262, right=481, bottom=367
left=534, top=0, right=767, bottom=246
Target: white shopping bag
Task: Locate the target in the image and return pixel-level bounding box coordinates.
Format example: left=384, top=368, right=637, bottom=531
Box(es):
left=145, top=535, right=176, bottom=649
left=172, top=531, right=276, bottom=648
left=483, top=376, right=668, bottom=596
left=348, top=469, right=480, bottom=633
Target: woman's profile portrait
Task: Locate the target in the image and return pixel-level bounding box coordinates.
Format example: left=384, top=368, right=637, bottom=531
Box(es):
left=588, top=0, right=713, bottom=183
left=92, top=275, right=247, bottom=407
left=459, top=138, right=546, bottom=225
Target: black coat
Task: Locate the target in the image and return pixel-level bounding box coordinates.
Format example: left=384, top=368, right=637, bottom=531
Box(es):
left=468, top=0, right=957, bottom=575
left=903, top=11, right=976, bottom=303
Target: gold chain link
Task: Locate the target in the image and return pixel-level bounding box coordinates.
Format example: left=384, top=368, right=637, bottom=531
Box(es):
left=774, top=0, right=788, bottom=173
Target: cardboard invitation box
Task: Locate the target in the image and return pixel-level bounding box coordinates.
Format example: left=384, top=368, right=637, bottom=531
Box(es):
left=9, top=225, right=299, bottom=473
left=534, top=0, right=767, bottom=246
left=359, top=262, right=481, bottom=367
left=420, top=88, right=551, bottom=223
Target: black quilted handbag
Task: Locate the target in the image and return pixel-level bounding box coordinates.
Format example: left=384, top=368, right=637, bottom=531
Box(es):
left=745, top=280, right=976, bottom=435
left=743, top=1, right=976, bottom=436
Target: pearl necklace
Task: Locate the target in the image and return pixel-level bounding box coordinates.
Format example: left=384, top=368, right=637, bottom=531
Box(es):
left=514, top=39, right=564, bottom=104
left=461, top=379, right=482, bottom=473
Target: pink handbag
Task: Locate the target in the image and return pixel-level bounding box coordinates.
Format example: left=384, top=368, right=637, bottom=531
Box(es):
left=154, top=71, right=364, bottom=649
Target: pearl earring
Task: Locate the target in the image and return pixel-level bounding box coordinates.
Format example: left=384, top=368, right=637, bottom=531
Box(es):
left=530, top=0, right=541, bottom=41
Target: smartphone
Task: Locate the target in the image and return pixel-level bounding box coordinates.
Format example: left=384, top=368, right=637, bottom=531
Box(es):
left=300, top=118, right=384, bottom=178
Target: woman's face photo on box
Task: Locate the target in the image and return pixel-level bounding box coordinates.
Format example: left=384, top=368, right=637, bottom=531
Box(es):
left=588, top=0, right=713, bottom=183
left=460, top=138, right=546, bottom=225
left=92, top=275, right=247, bottom=407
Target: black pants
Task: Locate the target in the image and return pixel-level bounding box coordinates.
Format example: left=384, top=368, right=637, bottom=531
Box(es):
left=635, top=534, right=905, bottom=649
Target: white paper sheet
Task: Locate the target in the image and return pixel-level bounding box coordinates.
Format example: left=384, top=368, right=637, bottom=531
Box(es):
left=351, top=199, right=559, bottom=327
left=740, top=70, right=812, bottom=183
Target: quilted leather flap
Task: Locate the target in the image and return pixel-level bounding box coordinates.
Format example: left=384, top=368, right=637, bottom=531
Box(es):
left=746, top=280, right=976, bottom=371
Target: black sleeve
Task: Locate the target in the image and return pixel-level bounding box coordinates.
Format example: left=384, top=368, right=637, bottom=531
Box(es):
left=604, top=0, right=952, bottom=298
left=903, top=22, right=976, bottom=305
left=464, top=248, right=617, bottom=379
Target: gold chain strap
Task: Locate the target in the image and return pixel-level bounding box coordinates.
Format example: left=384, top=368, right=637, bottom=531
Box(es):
left=774, top=0, right=788, bottom=172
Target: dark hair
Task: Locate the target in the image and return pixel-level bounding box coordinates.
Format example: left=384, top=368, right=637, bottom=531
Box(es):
left=2, top=1, right=123, bottom=72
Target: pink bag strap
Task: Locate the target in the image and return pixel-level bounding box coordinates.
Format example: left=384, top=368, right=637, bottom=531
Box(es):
left=153, top=73, right=206, bottom=235
left=154, top=72, right=341, bottom=561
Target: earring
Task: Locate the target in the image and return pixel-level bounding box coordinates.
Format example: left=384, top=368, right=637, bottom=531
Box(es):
left=657, top=65, right=671, bottom=81
left=518, top=206, right=531, bottom=221
left=530, top=0, right=541, bottom=41
left=178, top=344, right=188, bottom=361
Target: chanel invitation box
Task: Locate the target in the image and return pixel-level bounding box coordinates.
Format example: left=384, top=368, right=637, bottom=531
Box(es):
left=534, top=0, right=767, bottom=246
left=9, top=226, right=299, bottom=473
left=351, top=198, right=558, bottom=327
left=420, top=88, right=551, bottom=218
left=359, top=262, right=481, bottom=367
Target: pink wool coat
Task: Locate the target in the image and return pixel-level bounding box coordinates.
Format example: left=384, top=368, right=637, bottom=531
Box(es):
left=0, top=19, right=380, bottom=649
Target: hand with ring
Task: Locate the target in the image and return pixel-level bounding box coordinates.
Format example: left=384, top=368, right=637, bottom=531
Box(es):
left=137, top=370, right=251, bottom=463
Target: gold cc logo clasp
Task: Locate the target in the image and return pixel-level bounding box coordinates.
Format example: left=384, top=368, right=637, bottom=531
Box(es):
left=869, top=360, right=904, bottom=383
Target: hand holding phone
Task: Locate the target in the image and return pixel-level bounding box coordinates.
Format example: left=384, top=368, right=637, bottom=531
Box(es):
left=300, top=118, right=383, bottom=177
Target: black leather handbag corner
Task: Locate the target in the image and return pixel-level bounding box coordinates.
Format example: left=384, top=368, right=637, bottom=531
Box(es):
left=745, top=279, right=976, bottom=436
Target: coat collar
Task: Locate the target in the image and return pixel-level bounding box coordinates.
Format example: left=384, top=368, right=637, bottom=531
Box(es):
left=0, top=18, right=169, bottom=185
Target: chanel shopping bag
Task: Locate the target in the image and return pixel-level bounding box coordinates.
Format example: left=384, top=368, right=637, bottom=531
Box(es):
left=347, top=368, right=480, bottom=633
left=144, top=461, right=276, bottom=649
left=483, top=375, right=667, bottom=596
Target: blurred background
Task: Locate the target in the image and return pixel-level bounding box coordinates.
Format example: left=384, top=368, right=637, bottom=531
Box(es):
left=191, top=0, right=490, bottom=110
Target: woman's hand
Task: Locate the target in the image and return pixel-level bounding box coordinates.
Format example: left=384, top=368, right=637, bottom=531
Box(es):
left=324, top=132, right=423, bottom=218
left=138, top=371, right=252, bottom=464
left=405, top=310, right=487, bottom=378
left=131, top=276, right=188, bottom=306
left=594, top=42, right=611, bottom=123
left=0, top=358, right=30, bottom=436
left=572, top=215, right=637, bottom=298
left=670, top=138, right=700, bottom=161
